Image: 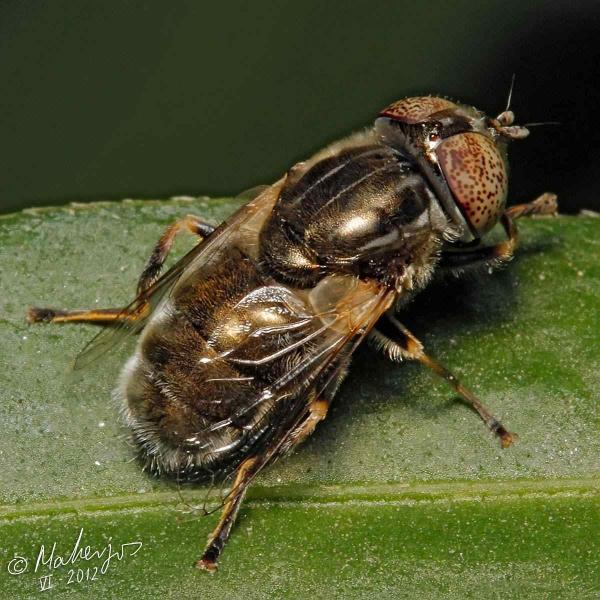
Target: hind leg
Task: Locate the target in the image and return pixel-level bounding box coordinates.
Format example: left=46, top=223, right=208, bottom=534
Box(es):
left=197, top=396, right=330, bottom=572
left=27, top=214, right=214, bottom=327
left=197, top=455, right=262, bottom=573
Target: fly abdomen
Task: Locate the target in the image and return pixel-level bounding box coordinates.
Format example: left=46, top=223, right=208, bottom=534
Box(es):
left=120, top=316, right=261, bottom=479
left=118, top=248, right=324, bottom=480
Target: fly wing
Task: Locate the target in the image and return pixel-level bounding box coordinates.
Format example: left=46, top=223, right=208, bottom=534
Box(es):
left=258, top=280, right=396, bottom=468
left=194, top=273, right=395, bottom=477
left=73, top=178, right=286, bottom=370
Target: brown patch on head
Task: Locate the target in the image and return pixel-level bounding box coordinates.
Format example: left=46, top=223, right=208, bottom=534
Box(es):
left=379, top=96, right=457, bottom=123
left=435, top=132, right=508, bottom=235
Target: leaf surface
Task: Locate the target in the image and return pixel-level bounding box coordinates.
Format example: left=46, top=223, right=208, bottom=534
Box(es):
left=0, top=199, right=598, bottom=598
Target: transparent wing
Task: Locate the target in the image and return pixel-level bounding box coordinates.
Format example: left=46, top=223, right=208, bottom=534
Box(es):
left=235, top=184, right=270, bottom=202
left=73, top=178, right=286, bottom=370
left=195, top=275, right=395, bottom=475
left=260, top=285, right=395, bottom=466
left=199, top=278, right=395, bottom=507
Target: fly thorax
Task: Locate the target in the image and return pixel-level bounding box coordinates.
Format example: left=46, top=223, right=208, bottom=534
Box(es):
left=259, top=141, right=445, bottom=289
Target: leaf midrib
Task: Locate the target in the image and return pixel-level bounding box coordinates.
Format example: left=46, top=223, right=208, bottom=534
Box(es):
left=2, top=476, right=598, bottom=521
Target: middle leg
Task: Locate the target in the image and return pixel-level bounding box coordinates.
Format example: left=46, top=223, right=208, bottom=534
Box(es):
left=27, top=214, right=214, bottom=327
left=370, top=313, right=516, bottom=447
left=26, top=306, right=141, bottom=326
left=136, top=214, right=214, bottom=294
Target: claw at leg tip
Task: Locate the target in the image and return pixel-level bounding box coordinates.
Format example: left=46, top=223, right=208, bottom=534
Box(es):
left=26, top=306, right=55, bottom=324
left=500, top=431, right=518, bottom=449
left=196, top=558, right=218, bottom=573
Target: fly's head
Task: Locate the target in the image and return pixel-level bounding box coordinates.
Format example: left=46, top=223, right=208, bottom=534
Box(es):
left=375, top=96, right=530, bottom=242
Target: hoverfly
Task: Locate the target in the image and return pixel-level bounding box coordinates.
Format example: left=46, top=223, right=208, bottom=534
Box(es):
left=27, top=94, right=557, bottom=572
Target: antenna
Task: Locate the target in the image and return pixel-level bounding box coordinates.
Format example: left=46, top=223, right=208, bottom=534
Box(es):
left=505, top=73, right=516, bottom=113
left=522, top=121, right=561, bottom=128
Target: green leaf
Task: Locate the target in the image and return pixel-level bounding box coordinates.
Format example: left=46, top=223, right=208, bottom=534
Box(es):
left=0, top=198, right=598, bottom=599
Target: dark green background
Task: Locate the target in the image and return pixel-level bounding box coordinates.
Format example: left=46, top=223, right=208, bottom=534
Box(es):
left=1, top=1, right=599, bottom=214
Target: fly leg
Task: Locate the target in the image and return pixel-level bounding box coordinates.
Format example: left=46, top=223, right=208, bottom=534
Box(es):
left=26, top=306, right=141, bottom=326
left=370, top=313, right=516, bottom=448
left=197, top=455, right=262, bottom=573
left=277, top=396, right=331, bottom=457
left=288, top=398, right=330, bottom=444
left=197, top=396, right=330, bottom=572
left=440, top=192, right=557, bottom=274
left=27, top=214, right=214, bottom=327
left=504, top=192, right=558, bottom=220
left=136, top=214, right=214, bottom=294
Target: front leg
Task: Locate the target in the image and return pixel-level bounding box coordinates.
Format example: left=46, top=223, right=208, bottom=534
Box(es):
left=439, top=192, right=557, bottom=275
left=369, top=313, right=516, bottom=448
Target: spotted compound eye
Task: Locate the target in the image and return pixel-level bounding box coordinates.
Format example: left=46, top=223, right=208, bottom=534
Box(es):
left=379, top=96, right=458, bottom=123
left=435, top=132, right=508, bottom=235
